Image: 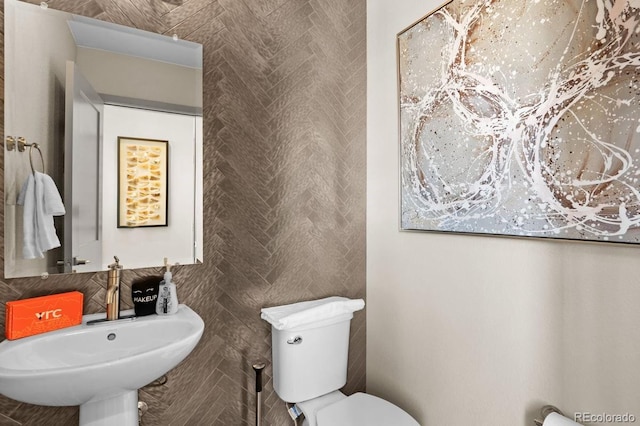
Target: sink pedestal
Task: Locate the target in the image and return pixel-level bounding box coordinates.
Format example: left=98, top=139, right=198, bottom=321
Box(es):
left=79, top=391, right=138, bottom=426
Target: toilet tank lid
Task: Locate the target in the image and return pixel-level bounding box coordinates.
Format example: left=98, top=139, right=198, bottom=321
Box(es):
left=261, top=296, right=364, bottom=330
left=316, top=393, right=420, bottom=426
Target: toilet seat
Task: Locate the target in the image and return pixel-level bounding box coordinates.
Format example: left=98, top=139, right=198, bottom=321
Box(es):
left=316, top=392, right=420, bottom=426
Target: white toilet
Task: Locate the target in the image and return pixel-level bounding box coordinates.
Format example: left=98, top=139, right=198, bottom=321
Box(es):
left=262, top=297, right=420, bottom=426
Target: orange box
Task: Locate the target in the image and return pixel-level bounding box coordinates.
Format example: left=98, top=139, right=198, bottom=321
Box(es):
left=5, top=291, right=84, bottom=340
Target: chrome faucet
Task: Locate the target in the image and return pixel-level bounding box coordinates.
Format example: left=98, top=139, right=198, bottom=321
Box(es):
left=106, top=256, right=123, bottom=320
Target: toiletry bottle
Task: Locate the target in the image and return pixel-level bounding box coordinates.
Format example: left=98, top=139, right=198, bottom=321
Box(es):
left=155, top=258, right=179, bottom=315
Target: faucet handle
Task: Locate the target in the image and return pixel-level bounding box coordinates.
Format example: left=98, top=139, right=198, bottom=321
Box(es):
left=109, top=256, right=123, bottom=271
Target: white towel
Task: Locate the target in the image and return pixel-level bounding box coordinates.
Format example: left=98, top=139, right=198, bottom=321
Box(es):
left=261, top=296, right=365, bottom=330
left=16, top=172, right=66, bottom=259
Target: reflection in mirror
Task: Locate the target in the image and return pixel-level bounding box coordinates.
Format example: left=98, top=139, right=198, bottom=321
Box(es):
left=4, top=0, right=203, bottom=278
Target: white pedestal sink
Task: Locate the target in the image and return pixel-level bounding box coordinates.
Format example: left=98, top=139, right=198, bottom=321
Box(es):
left=0, top=304, right=204, bottom=426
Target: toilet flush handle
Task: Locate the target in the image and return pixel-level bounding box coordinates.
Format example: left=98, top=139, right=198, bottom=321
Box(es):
left=287, top=336, right=303, bottom=345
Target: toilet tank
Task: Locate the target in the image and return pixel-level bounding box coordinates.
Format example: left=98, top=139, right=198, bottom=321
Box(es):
left=271, top=313, right=353, bottom=403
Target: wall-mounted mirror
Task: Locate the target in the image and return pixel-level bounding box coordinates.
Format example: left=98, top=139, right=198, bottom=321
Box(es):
left=4, top=0, right=203, bottom=278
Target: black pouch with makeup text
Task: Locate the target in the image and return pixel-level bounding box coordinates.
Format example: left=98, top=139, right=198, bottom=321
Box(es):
left=131, top=276, right=160, bottom=316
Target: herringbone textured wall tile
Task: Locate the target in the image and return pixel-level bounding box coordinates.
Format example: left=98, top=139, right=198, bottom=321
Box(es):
left=0, top=0, right=366, bottom=425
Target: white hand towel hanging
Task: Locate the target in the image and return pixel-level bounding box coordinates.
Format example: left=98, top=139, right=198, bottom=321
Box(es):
left=16, top=171, right=66, bottom=259
left=261, top=296, right=365, bottom=331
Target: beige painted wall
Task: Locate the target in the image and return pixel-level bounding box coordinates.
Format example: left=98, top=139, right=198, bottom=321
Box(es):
left=76, top=47, right=202, bottom=108
left=366, top=1, right=640, bottom=425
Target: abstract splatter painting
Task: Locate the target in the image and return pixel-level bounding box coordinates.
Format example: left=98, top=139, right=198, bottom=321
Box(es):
left=398, top=0, right=640, bottom=243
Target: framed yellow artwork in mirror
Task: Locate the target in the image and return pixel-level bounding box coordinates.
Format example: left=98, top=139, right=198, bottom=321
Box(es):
left=117, top=137, right=169, bottom=228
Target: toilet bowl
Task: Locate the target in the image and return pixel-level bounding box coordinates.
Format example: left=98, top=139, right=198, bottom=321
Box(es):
left=261, top=296, right=420, bottom=426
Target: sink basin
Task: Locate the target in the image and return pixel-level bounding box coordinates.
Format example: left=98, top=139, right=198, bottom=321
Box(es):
left=0, top=304, right=204, bottom=425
